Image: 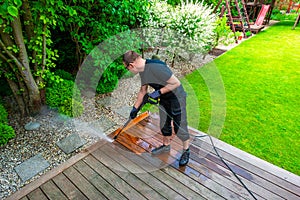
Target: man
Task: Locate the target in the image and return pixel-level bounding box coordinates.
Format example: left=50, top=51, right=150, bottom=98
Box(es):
left=122, top=50, right=190, bottom=166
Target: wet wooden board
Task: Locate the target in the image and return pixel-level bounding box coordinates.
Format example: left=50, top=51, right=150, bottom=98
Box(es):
left=147, top=120, right=293, bottom=199
left=40, top=180, right=68, bottom=200
left=6, top=113, right=300, bottom=200
left=148, top=116, right=300, bottom=199
left=110, top=111, right=150, bottom=154
left=52, top=173, right=88, bottom=200
left=26, top=188, right=47, bottom=200
left=117, top=125, right=250, bottom=199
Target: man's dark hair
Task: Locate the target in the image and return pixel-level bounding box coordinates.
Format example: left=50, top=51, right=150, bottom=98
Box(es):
left=123, top=50, right=140, bottom=66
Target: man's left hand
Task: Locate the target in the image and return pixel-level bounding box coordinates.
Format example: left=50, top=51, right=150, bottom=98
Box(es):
left=149, top=90, right=161, bottom=99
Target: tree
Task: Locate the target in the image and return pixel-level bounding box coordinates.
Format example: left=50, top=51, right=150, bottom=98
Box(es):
left=0, top=0, right=59, bottom=116
left=56, top=0, right=150, bottom=70
left=0, top=0, right=150, bottom=117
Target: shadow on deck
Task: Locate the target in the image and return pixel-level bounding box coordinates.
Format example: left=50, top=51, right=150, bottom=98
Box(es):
left=6, top=112, right=300, bottom=200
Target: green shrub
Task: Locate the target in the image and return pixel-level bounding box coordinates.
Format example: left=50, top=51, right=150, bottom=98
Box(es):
left=0, top=123, right=15, bottom=146
left=271, top=9, right=299, bottom=21
left=0, top=104, right=15, bottom=146
left=213, top=16, right=235, bottom=47
left=58, top=98, right=84, bottom=117
left=95, top=62, right=125, bottom=94
left=143, top=0, right=217, bottom=54
left=54, top=69, right=74, bottom=81
left=167, top=0, right=181, bottom=6
left=167, top=0, right=219, bottom=6
left=46, top=79, right=83, bottom=117
left=0, top=104, right=8, bottom=124
left=43, top=70, right=64, bottom=88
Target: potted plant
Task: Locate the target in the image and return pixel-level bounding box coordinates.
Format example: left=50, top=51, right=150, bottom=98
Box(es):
left=246, top=31, right=252, bottom=37
left=235, top=31, right=243, bottom=40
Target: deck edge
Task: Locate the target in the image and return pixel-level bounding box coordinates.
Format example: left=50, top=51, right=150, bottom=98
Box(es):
left=188, top=126, right=300, bottom=186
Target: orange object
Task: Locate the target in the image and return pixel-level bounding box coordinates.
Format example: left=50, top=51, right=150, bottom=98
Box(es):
left=111, top=111, right=149, bottom=139
left=111, top=111, right=151, bottom=154
left=111, top=111, right=150, bottom=153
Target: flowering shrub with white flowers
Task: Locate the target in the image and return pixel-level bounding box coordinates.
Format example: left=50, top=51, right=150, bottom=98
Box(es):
left=142, top=0, right=218, bottom=56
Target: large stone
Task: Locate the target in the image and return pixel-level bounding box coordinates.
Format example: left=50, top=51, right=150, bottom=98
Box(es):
left=24, top=122, right=40, bottom=131
left=96, top=96, right=113, bottom=107
left=14, top=154, right=50, bottom=182
left=114, top=106, right=131, bottom=118
left=56, top=133, right=86, bottom=154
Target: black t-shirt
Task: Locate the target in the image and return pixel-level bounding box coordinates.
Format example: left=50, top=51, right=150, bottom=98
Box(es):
left=139, top=59, right=186, bottom=100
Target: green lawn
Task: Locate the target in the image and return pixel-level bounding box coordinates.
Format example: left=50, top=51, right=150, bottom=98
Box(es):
left=184, top=21, right=300, bottom=175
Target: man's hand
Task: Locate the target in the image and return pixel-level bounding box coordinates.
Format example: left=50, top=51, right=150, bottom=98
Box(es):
left=130, top=106, right=138, bottom=119
left=149, top=90, right=161, bottom=99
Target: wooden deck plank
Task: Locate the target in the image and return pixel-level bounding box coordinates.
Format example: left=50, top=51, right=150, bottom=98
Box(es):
left=100, top=142, right=209, bottom=199
left=26, top=188, right=47, bottom=200
left=40, top=180, right=68, bottom=200
left=169, top=137, right=265, bottom=199
left=189, top=128, right=300, bottom=187
left=84, top=153, right=148, bottom=200
left=95, top=144, right=169, bottom=200
left=104, top=132, right=221, bottom=199
left=166, top=131, right=283, bottom=200
left=141, top=119, right=278, bottom=198
left=188, top=149, right=266, bottom=198
left=190, top=136, right=300, bottom=200
left=168, top=149, right=256, bottom=199
left=147, top=131, right=253, bottom=200
left=63, top=166, right=107, bottom=199
left=126, top=121, right=257, bottom=199
left=52, top=173, right=88, bottom=200
left=98, top=145, right=185, bottom=199
left=189, top=144, right=293, bottom=200
left=187, top=158, right=260, bottom=199
left=73, top=159, right=126, bottom=200
left=147, top=117, right=300, bottom=199
left=150, top=169, right=208, bottom=200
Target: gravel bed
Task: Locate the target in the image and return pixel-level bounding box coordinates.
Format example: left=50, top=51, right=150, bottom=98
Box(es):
left=0, top=51, right=216, bottom=199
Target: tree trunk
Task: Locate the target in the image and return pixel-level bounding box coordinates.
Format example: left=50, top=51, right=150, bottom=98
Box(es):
left=11, top=15, right=41, bottom=115
left=21, top=0, right=35, bottom=40
left=6, top=78, right=26, bottom=117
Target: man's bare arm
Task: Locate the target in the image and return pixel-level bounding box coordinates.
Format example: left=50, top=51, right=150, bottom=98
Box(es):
left=160, top=75, right=181, bottom=94
left=134, top=84, right=148, bottom=108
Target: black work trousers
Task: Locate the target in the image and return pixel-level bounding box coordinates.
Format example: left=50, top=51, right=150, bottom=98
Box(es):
left=159, top=96, right=190, bottom=142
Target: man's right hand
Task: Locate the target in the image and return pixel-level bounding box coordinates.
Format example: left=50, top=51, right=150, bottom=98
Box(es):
left=130, top=106, right=138, bottom=119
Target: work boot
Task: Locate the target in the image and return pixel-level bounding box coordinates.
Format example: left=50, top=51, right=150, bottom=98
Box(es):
left=151, top=145, right=170, bottom=155
left=179, top=148, right=190, bottom=166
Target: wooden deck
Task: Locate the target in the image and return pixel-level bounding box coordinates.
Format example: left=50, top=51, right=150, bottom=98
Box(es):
left=6, top=113, right=300, bottom=200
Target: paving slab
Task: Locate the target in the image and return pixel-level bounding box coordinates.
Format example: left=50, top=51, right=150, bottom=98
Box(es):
left=56, top=133, right=87, bottom=154
left=96, top=96, right=114, bottom=107
left=114, top=106, right=131, bottom=118
left=14, top=154, right=50, bottom=182
left=89, top=115, right=116, bottom=132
